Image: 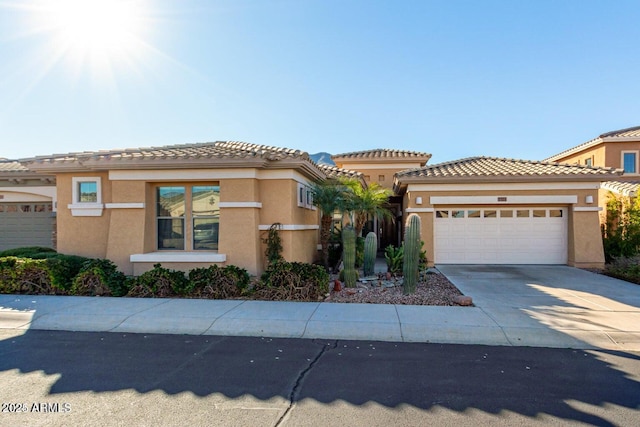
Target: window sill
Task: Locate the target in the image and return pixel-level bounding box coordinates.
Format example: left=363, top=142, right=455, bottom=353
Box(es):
left=67, top=203, right=104, bottom=217
left=130, top=252, right=226, bottom=263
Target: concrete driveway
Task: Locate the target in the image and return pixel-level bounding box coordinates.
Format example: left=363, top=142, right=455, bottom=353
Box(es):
left=437, top=265, right=640, bottom=351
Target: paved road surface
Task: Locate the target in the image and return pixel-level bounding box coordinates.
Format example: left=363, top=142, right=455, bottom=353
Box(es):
left=1, top=330, right=639, bottom=426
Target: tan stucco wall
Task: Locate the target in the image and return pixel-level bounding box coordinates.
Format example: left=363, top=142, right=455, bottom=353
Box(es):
left=333, top=161, right=426, bottom=189
left=403, top=185, right=605, bottom=268
left=569, top=211, right=605, bottom=268
left=55, top=172, right=111, bottom=259
left=105, top=181, right=147, bottom=275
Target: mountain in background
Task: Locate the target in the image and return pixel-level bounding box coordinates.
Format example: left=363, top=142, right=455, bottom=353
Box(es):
left=310, top=152, right=335, bottom=166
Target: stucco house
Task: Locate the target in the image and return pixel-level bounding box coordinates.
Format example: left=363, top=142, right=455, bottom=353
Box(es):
left=0, top=159, right=56, bottom=251
left=19, top=142, right=360, bottom=276
left=544, top=126, right=640, bottom=221
left=14, top=133, right=626, bottom=275
left=394, top=157, right=621, bottom=268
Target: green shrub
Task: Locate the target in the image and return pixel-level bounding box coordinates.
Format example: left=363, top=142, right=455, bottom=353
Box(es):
left=602, top=193, right=640, bottom=262
left=127, top=264, right=189, bottom=297
left=72, top=259, right=129, bottom=297
left=45, top=254, right=92, bottom=292
left=604, top=256, right=640, bottom=284
left=188, top=264, right=250, bottom=299
left=0, top=246, right=56, bottom=258
left=385, top=244, right=404, bottom=274
left=256, top=261, right=329, bottom=301
left=0, top=256, right=56, bottom=295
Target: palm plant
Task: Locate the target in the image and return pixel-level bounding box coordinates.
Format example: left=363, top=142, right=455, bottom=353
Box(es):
left=341, top=178, right=393, bottom=237
left=310, top=180, right=346, bottom=269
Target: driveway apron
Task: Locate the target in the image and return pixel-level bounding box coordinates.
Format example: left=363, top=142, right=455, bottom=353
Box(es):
left=437, top=265, right=640, bottom=350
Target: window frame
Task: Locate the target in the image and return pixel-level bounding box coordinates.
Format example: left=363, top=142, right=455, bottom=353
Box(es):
left=156, top=184, right=220, bottom=252
left=621, top=151, right=639, bottom=174
left=68, top=176, right=103, bottom=216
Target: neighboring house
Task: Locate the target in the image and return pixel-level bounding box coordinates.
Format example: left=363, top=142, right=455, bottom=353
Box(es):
left=393, top=157, right=621, bottom=268
left=20, top=142, right=337, bottom=276
left=332, top=149, right=432, bottom=248
left=544, top=126, right=640, bottom=222
left=0, top=159, right=56, bottom=251
left=544, top=126, right=640, bottom=174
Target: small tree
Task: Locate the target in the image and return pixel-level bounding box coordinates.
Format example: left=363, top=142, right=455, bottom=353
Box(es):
left=310, top=180, right=347, bottom=269
left=341, top=178, right=393, bottom=237
left=602, top=192, right=640, bottom=262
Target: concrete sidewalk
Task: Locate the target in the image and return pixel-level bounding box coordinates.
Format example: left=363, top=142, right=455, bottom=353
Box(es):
left=0, top=265, right=639, bottom=350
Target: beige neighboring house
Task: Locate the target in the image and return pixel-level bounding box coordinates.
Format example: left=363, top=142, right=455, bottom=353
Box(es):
left=19, top=142, right=362, bottom=276
left=332, top=149, right=432, bottom=249
left=0, top=159, right=56, bottom=251
left=544, top=126, right=640, bottom=221
left=394, top=157, right=622, bottom=269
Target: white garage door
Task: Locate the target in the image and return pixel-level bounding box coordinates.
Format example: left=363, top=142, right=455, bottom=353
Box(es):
left=0, top=203, right=53, bottom=251
left=435, top=207, right=567, bottom=264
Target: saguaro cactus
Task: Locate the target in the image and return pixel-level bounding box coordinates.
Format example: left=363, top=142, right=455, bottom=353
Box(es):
left=363, top=232, right=377, bottom=277
left=342, top=225, right=357, bottom=288
left=403, top=214, right=421, bottom=294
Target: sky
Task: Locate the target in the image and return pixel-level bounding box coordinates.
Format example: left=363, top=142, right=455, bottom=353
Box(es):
left=1, top=0, right=639, bottom=163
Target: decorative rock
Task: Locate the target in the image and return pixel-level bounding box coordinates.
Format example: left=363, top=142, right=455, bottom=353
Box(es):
left=333, top=280, right=342, bottom=292
left=453, top=295, right=473, bottom=306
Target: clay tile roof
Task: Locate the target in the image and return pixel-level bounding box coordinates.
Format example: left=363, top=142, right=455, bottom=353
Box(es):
left=599, top=126, right=640, bottom=138
left=601, top=180, right=640, bottom=197
left=332, top=148, right=431, bottom=161
left=0, top=160, right=28, bottom=172
left=544, top=126, right=640, bottom=162
left=396, top=156, right=621, bottom=180
left=23, top=141, right=312, bottom=165
left=316, top=164, right=363, bottom=180
left=85, top=141, right=310, bottom=161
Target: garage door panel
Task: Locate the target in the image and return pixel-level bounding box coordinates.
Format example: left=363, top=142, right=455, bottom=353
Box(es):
left=435, top=207, right=567, bottom=264
left=0, top=203, right=53, bottom=251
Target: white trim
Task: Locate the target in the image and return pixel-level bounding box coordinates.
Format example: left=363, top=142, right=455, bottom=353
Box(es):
left=316, top=244, right=323, bottom=250
left=430, top=195, right=578, bottom=205
left=105, top=203, right=145, bottom=209
left=296, top=182, right=305, bottom=207
left=405, top=208, right=435, bottom=213
left=258, top=224, right=319, bottom=231
left=218, top=202, right=262, bottom=208
left=109, top=168, right=312, bottom=184
left=573, top=206, right=603, bottom=212
left=67, top=203, right=104, bottom=216
left=130, top=252, right=226, bottom=263
left=407, top=182, right=600, bottom=192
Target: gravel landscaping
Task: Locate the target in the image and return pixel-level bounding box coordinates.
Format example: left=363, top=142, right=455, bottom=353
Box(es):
left=325, top=270, right=470, bottom=306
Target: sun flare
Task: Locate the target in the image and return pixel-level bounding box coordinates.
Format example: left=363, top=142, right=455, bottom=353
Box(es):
left=22, top=0, right=152, bottom=80
left=49, top=0, right=142, bottom=58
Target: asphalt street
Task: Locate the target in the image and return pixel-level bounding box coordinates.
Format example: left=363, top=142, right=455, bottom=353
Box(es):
left=0, top=329, right=639, bottom=426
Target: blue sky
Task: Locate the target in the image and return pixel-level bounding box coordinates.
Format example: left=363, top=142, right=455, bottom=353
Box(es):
left=1, top=0, right=639, bottom=163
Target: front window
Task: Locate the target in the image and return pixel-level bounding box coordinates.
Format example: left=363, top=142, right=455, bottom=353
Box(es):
left=157, top=185, right=219, bottom=251
left=192, top=185, right=219, bottom=250
left=157, top=187, right=185, bottom=250
left=623, top=152, right=637, bottom=174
